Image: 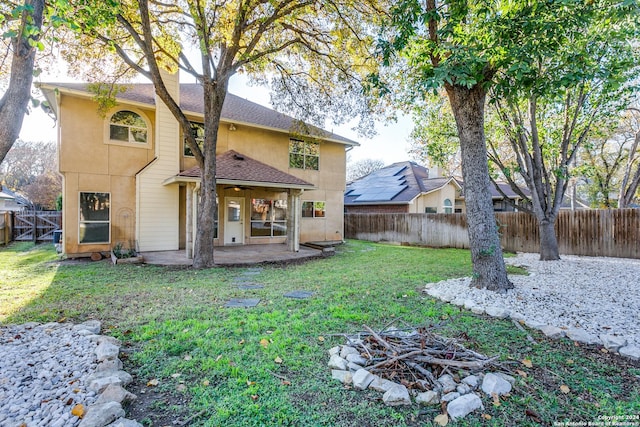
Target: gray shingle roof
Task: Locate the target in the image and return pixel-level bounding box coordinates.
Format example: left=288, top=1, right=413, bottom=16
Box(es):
left=43, top=82, right=358, bottom=146
left=344, top=161, right=456, bottom=205
left=178, top=150, right=313, bottom=188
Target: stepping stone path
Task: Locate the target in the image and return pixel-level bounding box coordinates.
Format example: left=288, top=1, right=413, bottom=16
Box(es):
left=236, top=284, right=265, bottom=290
left=283, top=290, right=314, bottom=299
left=224, top=298, right=261, bottom=308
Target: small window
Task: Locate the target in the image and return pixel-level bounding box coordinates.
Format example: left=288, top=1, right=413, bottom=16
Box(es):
left=79, top=192, right=110, bottom=243
left=425, top=207, right=437, bottom=214
left=184, top=122, right=204, bottom=157
left=251, top=199, right=287, bottom=237
left=302, top=201, right=326, bottom=218
left=109, top=110, right=148, bottom=143
left=289, top=139, right=319, bottom=170
left=443, top=198, right=453, bottom=214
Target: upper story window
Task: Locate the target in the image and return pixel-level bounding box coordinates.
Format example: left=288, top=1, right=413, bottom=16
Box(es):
left=184, top=122, right=205, bottom=157
left=110, top=111, right=147, bottom=143
left=105, top=108, right=151, bottom=148
left=289, top=139, right=319, bottom=170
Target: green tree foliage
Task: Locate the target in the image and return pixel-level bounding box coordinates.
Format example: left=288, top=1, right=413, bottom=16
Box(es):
left=68, top=0, right=384, bottom=268
left=486, top=3, right=639, bottom=259
left=380, top=0, right=639, bottom=273
left=578, top=108, right=640, bottom=208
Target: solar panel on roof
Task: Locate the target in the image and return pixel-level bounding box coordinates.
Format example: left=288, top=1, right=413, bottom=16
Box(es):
left=346, top=165, right=410, bottom=202
left=353, top=185, right=408, bottom=202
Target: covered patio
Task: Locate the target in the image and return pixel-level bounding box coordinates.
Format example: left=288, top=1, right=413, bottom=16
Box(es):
left=141, top=243, right=323, bottom=266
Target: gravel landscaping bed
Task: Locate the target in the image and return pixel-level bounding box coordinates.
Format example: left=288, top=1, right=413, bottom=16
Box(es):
left=425, top=253, right=640, bottom=358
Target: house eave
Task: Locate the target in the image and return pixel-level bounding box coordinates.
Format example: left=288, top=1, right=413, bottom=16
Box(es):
left=345, top=201, right=411, bottom=206
left=38, top=83, right=359, bottom=147
left=163, top=175, right=315, bottom=191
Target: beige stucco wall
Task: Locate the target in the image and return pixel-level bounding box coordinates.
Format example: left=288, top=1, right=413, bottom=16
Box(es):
left=412, top=183, right=460, bottom=214
left=58, top=95, right=156, bottom=256
left=57, top=86, right=349, bottom=256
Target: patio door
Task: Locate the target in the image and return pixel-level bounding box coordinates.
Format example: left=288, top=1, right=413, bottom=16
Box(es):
left=224, top=197, right=244, bottom=245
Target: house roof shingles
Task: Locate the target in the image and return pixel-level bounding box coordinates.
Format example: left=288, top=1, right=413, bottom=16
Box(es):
left=177, top=150, right=313, bottom=189
left=345, top=161, right=456, bottom=205
left=43, top=82, right=358, bottom=146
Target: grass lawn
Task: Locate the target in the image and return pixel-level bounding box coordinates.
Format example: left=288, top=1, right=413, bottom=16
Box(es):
left=1, top=240, right=639, bottom=426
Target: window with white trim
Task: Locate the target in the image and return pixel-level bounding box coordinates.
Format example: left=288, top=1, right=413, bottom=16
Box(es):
left=109, top=110, right=148, bottom=144
left=289, top=139, right=319, bottom=170
left=302, top=201, right=325, bottom=218
left=443, top=198, right=453, bottom=214
left=250, top=199, right=287, bottom=237
left=79, top=192, right=110, bottom=243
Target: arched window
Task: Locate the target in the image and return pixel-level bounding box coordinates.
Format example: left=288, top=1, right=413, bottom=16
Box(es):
left=443, top=198, right=453, bottom=214
left=109, top=110, right=148, bottom=144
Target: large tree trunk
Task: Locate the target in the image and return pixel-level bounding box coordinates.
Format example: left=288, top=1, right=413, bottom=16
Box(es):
left=192, top=79, right=228, bottom=269
left=446, top=84, right=513, bottom=292
left=0, top=0, right=44, bottom=164
left=538, top=218, right=560, bottom=260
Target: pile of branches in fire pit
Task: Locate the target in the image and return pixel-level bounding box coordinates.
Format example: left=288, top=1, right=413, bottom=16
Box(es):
left=344, top=321, right=504, bottom=391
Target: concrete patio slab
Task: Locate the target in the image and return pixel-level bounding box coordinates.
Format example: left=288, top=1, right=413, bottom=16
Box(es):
left=141, top=244, right=322, bottom=267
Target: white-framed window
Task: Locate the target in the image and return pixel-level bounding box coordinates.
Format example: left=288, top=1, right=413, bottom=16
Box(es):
left=425, top=207, right=437, bottom=214
left=250, top=199, right=287, bottom=237
left=79, top=192, right=110, bottom=244
left=443, top=198, right=453, bottom=214
left=184, top=122, right=205, bottom=157
left=106, top=108, right=151, bottom=147
left=289, top=139, right=319, bottom=170
left=302, top=201, right=325, bottom=218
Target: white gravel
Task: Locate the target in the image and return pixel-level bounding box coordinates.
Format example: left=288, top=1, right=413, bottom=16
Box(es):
left=0, top=322, right=98, bottom=427
left=425, top=253, right=640, bottom=350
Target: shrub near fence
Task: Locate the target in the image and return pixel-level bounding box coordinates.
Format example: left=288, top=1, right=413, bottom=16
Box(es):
left=344, top=209, right=640, bottom=259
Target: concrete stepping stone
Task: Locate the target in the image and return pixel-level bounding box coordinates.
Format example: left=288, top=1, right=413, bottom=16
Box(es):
left=284, top=290, right=314, bottom=299
left=237, top=284, right=265, bottom=290
left=224, top=298, right=261, bottom=308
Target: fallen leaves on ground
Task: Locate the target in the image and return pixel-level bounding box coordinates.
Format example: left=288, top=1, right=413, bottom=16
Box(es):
left=491, top=392, right=501, bottom=406
left=147, top=379, right=159, bottom=387
left=260, top=338, right=269, bottom=348
left=525, top=409, right=542, bottom=423
left=560, top=385, right=571, bottom=394
left=434, top=413, right=448, bottom=426
left=481, top=414, right=492, bottom=420
left=521, top=359, right=533, bottom=368
left=71, top=404, right=85, bottom=418
left=274, top=356, right=283, bottom=364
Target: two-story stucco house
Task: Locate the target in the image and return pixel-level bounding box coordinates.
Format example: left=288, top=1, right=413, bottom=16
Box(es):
left=39, top=72, right=357, bottom=258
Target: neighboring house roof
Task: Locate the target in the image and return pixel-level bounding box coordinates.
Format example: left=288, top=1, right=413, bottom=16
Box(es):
left=39, top=82, right=358, bottom=147
left=453, top=179, right=529, bottom=201
left=165, top=150, right=314, bottom=190
left=344, top=161, right=461, bottom=205
left=0, top=185, right=31, bottom=207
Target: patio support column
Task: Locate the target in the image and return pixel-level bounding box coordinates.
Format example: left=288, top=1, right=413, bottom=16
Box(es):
left=287, top=189, right=303, bottom=252
left=185, top=182, right=195, bottom=259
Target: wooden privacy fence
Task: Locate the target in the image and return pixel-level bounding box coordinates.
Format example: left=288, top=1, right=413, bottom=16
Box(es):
left=0, top=212, right=11, bottom=245
left=345, top=209, right=640, bottom=259
left=11, top=211, right=62, bottom=243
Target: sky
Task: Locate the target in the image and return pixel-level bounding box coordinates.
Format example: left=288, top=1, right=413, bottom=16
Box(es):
left=19, top=73, right=415, bottom=166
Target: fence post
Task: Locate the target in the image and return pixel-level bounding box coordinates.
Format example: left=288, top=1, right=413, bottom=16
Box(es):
left=32, top=210, right=37, bottom=243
